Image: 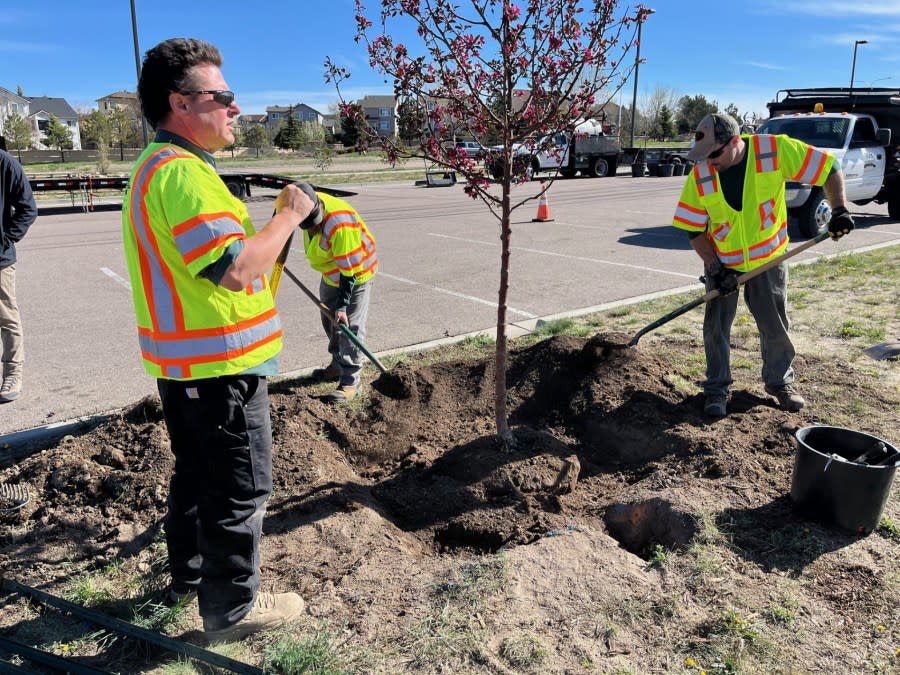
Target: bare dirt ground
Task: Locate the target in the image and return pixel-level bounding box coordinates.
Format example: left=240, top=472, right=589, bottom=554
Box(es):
left=1, top=325, right=898, bottom=673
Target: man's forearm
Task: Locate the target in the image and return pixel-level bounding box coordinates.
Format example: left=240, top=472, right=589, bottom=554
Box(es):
left=219, top=211, right=298, bottom=291
left=690, top=234, right=720, bottom=266
left=823, top=170, right=848, bottom=210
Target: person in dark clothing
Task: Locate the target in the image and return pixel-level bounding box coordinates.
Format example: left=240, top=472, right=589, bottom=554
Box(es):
left=0, top=148, right=37, bottom=403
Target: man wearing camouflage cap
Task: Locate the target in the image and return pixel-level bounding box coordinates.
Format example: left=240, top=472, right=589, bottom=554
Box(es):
left=672, top=113, right=853, bottom=417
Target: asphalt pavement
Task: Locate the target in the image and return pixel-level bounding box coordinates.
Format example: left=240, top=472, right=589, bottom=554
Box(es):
left=2, top=169, right=898, bottom=437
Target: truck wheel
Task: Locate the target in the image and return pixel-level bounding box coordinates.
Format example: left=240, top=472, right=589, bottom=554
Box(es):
left=590, top=157, right=610, bottom=178
left=224, top=178, right=247, bottom=199
left=796, top=187, right=830, bottom=238
left=889, top=193, right=900, bottom=221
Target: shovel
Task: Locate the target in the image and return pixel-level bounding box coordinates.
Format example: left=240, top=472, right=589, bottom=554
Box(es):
left=625, top=231, right=830, bottom=347
left=279, top=265, right=388, bottom=374
left=862, top=340, right=900, bottom=361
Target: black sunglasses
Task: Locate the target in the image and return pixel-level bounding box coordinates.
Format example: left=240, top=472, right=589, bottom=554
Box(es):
left=180, top=89, right=235, bottom=106
left=707, top=139, right=731, bottom=160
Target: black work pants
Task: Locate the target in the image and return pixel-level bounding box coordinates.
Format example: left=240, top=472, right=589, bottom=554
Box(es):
left=157, top=374, right=272, bottom=631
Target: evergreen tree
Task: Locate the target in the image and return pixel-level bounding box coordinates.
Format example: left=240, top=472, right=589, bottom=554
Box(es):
left=655, top=104, right=675, bottom=140
left=245, top=125, right=270, bottom=149
left=273, top=107, right=304, bottom=149
left=44, top=114, right=73, bottom=150
left=2, top=112, right=32, bottom=150
left=675, top=94, right=718, bottom=134
left=340, top=103, right=365, bottom=148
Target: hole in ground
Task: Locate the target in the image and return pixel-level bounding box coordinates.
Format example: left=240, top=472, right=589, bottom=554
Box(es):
left=604, top=497, right=697, bottom=559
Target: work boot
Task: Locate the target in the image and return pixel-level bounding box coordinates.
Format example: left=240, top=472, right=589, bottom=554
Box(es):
left=765, top=383, right=805, bottom=411
left=703, top=395, right=728, bottom=417
left=204, top=592, right=305, bottom=643
left=325, top=384, right=358, bottom=404
left=0, top=375, right=22, bottom=403
left=311, top=363, right=341, bottom=382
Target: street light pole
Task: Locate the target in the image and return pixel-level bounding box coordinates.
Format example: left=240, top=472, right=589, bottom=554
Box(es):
left=629, top=8, right=655, bottom=148
left=131, top=0, right=149, bottom=146
left=850, top=39, right=868, bottom=96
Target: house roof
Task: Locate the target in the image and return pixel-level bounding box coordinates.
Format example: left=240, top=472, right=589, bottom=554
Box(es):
left=98, top=90, right=137, bottom=101
left=240, top=114, right=267, bottom=123
left=0, top=86, right=28, bottom=104
left=26, top=96, right=77, bottom=120
left=265, top=103, right=323, bottom=115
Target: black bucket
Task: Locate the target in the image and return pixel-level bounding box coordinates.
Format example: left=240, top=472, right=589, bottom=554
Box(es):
left=791, top=426, right=898, bottom=534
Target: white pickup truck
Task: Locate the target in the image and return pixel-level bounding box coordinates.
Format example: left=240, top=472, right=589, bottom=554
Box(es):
left=760, top=88, right=900, bottom=237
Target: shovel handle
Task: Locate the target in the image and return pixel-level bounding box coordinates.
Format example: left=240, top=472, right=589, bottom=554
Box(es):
left=281, top=266, right=389, bottom=374
left=628, top=231, right=829, bottom=347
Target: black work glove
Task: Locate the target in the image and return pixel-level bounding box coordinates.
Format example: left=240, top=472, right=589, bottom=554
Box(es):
left=701, top=264, right=739, bottom=296
left=828, top=206, right=854, bottom=240
left=292, top=181, right=324, bottom=229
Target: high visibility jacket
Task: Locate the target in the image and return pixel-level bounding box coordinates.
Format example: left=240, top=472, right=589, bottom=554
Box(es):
left=672, top=134, right=835, bottom=272
left=303, top=192, right=378, bottom=287
left=121, top=143, right=282, bottom=380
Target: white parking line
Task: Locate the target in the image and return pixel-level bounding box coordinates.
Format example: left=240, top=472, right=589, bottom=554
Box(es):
left=101, top=267, right=131, bottom=290
left=378, top=272, right=537, bottom=318
left=428, top=233, right=698, bottom=279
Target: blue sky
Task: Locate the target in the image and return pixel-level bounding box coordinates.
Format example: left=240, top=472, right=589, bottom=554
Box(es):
left=3, top=1, right=899, bottom=121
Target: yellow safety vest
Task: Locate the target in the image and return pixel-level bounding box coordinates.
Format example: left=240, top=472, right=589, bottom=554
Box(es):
left=121, top=143, right=282, bottom=380
left=303, top=192, right=378, bottom=287
left=672, top=134, right=835, bottom=272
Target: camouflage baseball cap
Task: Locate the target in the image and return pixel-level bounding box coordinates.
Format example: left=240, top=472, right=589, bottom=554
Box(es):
left=687, top=113, right=741, bottom=161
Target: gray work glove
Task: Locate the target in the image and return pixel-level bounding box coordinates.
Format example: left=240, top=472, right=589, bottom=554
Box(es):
left=701, top=263, right=739, bottom=296
left=828, top=206, right=854, bottom=240
left=292, top=182, right=324, bottom=229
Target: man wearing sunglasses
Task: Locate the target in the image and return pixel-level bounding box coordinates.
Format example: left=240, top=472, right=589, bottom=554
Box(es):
left=672, top=113, right=853, bottom=418
left=122, top=38, right=314, bottom=642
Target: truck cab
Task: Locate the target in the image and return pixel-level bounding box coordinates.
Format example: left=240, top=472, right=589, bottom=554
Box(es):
left=761, top=88, right=900, bottom=236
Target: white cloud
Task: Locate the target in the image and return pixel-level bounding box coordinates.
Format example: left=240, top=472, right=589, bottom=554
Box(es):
left=773, top=1, right=900, bottom=17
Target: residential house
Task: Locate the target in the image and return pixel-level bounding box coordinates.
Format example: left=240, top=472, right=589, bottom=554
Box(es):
left=96, top=90, right=140, bottom=115
left=358, top=95, right=396, bottom=138
left=265, top=103, right=324, bottom=133
left=238, top=113, right=267, bottom=134
left=27, top=96, right=82, bottom=150
left=0, top=86, right=30, bottom=141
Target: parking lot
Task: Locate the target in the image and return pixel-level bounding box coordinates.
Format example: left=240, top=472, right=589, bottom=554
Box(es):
left=3, top=171, right=898, bottom=435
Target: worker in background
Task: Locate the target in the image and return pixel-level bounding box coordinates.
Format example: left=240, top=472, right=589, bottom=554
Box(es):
left=0, top=143, right=37, bottom=403
left=672, top=113, right=853, bottom=417
left=122, top=37, right=312, bottom=642
left=299, top=184, right=378, bottom=403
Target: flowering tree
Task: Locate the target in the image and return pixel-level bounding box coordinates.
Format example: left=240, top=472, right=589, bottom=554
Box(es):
left=327, top=0, right=650, bottom=446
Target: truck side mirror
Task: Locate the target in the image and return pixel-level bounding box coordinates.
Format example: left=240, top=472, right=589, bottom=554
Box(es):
left=877, top=128, right=891, bottom=146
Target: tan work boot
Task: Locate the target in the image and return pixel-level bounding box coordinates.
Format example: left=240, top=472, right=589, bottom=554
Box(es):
left=204, top=591, right=305, bottom=643
left=0, top=374, right=22, bottom=402
left=765, top=383, right=805, bottom=411
left=325, top=384, right=358, bottom=403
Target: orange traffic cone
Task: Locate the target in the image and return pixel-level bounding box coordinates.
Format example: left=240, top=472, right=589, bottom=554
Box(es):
left=532, top=182, right=554, bottom=222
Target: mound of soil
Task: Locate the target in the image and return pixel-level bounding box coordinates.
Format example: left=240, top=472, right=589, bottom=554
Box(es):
left=1, top=332, right=897, bottom=673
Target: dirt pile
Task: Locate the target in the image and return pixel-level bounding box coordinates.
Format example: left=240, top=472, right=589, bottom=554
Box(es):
left=1, top=332, right=898, bottom=673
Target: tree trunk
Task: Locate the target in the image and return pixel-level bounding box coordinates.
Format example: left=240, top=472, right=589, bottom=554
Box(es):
left=495, top=189, right=514, bottom=449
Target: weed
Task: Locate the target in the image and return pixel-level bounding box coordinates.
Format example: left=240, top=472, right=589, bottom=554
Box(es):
left=648, top=544, right=669, bottom=568
left=765, top=594, right=799, bottom=626
left=499, top=634, right=548, bottom=669
left=878, top=517, right=900, bottom=541
left=533, top=317, right=591, bottom=338
left=837, top=320, right=885, bottom=341
left=459, top=332, right=494, bottom=350
left=263, top=631, right=344, bottom=674
left=65, top=573, right=114, bottom=607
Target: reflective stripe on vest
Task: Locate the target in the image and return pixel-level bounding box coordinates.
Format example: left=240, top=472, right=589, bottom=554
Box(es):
left=126, top=146, right=281, bottom=379
left=716, top=221, right=788, bottom=268
left=753, top=135, right=778, bottom=173
left=693, top=162, right=718, bottom=197
left=758, top=198, right=777, bottom=231
left=321, top=209, right=379, bottom=277
left=673, top=201, right=709, bottom=231
left=791, top=146, right=830, bottom=184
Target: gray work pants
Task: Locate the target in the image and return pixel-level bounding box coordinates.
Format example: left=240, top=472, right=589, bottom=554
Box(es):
left=702, top=263, right=795, bottom=397
left=319, top=278, right=372, bottom=387
left=0, top=264, right=24, bottom=376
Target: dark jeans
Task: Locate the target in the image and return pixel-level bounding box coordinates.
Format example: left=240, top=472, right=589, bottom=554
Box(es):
left=702, top=263, right=795, bottom=397
left=157, top=375, right=272, bottom=631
